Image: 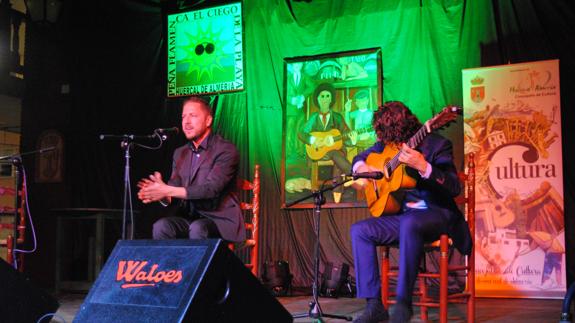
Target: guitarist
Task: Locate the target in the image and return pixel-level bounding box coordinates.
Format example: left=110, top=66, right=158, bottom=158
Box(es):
left=298, top=82, right=357, bottom=179
left=349, top=101, right=472, bottom=323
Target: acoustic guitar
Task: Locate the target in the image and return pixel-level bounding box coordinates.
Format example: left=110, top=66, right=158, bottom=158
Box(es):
left=363, top=106, right=462, bottom=217
left=305, top=127, right=374, bottom=160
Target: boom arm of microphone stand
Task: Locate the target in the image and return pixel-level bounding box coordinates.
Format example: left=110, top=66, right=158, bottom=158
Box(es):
left=0, top=147, right=57, bottom=161
left=99, top=134, right=153, bottom=140
left=99, top=133, right=164, bottom=150
left=284, top=176, right=354, bottom=208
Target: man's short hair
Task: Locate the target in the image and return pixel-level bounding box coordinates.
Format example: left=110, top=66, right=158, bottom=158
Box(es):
left=182, top=96, right=213, bottom=116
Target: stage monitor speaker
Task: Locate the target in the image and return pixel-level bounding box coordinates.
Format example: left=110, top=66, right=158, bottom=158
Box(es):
left=74, top=239, right=293, bottom=323
left=0, top=259, right=60, bottom=323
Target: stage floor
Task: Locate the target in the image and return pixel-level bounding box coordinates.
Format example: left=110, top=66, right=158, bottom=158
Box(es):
left=52, top=292, right=564, bottom=322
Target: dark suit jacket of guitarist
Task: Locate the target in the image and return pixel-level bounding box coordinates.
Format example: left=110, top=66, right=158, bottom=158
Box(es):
left=168, top=133, right=246, bottom=242
left=352, top=133, right=472, bottom=255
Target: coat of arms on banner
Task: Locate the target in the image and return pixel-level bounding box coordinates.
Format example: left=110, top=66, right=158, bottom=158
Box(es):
left=470, top=76, right=485, bottom=103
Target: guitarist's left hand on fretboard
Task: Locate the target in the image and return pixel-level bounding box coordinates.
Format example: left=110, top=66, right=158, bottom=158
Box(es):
left=398, top=143, right=429, bottom=174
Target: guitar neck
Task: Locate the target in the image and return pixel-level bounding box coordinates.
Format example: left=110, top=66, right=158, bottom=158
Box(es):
left=407, top=126, right=428, bottom=149
left=385, top=125, right=430, bottom=174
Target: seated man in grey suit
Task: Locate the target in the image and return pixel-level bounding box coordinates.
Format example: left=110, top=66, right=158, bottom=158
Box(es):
left=137, top=96, right=245, bottom=243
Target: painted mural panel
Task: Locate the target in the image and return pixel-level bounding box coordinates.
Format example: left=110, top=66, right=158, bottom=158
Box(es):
left=282, top=48, right=383, bottom=209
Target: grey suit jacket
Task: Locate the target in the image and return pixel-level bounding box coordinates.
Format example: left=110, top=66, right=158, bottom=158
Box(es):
left=168, top=133, right=245, bottom=242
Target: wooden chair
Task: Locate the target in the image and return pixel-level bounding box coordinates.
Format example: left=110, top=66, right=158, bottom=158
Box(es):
left=0, top=183, right=26, bottom=271
left=232, top=164, right=260, bottom=277
left=381, top=153, right=475, bottom=322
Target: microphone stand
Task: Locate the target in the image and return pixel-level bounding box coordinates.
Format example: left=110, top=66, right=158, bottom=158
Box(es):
left=100, top=133, right=163, bottom=240
left=287, top=176, right=354, bottom=322
left=121, top=136, right=134, bottom=240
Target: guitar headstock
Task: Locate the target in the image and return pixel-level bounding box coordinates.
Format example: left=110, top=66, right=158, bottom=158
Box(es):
left=424, top=106, right=462, bottom=132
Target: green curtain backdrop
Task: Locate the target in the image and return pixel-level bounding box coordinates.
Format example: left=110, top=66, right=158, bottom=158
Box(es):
left=214, top=0, right=499, bottom=286
left=208, top=0, right=574, bottom=287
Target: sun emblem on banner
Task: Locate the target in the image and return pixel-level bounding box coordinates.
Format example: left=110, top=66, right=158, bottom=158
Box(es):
left=178, top=21, right=232, bottom=82
left=470, top=76, right=485, bottom=103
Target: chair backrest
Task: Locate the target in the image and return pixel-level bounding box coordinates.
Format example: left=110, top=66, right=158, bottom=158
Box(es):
left=237, top=164, right=260, bottom=277
left=0, top=182, right=26, bottom=271
left=455, top=153, right=475, bottom=292
left=427, top=152, right=475, bottom=249
left=455, top=153, right=475, bottom=239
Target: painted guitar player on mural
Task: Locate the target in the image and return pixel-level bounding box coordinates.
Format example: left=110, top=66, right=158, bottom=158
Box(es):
left=282, top=48, right=382, bottom=208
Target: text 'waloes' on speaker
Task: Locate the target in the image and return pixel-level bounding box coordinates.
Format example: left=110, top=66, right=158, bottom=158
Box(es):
left=73, top=239, right=293, bottom=323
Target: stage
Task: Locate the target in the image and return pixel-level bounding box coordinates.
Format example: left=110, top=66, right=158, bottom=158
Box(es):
left=53, top=292, right=563, bottom=322
left=1, top=2, right=574, bottom=323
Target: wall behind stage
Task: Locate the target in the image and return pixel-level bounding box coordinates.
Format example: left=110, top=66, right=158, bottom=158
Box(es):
left=20, top=0, right=575, bottom=289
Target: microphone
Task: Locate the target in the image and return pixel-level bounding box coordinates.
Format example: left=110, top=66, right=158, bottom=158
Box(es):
left=348, top=171, right=384, bottom=180
left=154, top=127, right=179, bottom=140
left=39, top=146, right=56, bottom=153
left=154, top=127, right=179, bottom=134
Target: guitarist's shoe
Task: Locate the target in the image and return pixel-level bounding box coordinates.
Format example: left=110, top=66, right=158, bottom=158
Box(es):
left=353, top=298, right=389, bottom=323
left=390, top=301, right=413, bottom=323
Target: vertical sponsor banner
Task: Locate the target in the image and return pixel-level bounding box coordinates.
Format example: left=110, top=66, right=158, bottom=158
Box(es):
left=463, top=60, right=565, bottom=298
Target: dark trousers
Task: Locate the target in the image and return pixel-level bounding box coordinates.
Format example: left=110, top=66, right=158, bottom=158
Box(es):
left=152, top=216, right=222, bottom=240
left=350, top=208, right=452, bottom=304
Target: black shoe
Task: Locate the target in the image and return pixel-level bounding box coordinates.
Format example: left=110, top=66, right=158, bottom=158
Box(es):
left=390, top=301, right=413, bottom=323
left=353, top=300, right=389, bottom=323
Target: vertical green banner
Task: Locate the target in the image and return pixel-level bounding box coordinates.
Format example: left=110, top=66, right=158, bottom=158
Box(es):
left=167, top=2, right=244, bottom=97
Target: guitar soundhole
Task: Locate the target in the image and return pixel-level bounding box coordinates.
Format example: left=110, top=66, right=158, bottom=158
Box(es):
left=383, top=159, right=391, bottom=181
left=385, top=166, right=392, bottom=181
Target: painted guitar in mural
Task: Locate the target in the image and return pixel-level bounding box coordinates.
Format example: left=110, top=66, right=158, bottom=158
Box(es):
left=305, top=127, right=374, bottom=160
left=364, top=106, right=462, bottom=217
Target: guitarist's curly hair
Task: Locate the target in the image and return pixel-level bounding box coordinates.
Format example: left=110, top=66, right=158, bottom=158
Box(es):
left=373, top=101, right=422, bottom=144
